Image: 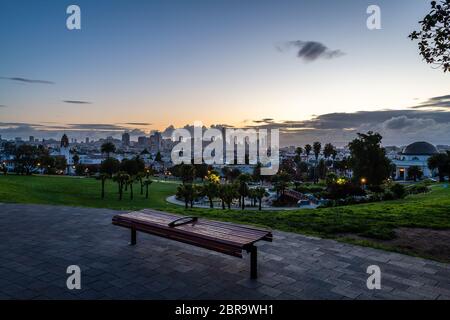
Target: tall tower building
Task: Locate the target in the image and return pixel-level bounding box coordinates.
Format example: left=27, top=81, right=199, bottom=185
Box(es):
left=122, top=132, right=130, bottom=146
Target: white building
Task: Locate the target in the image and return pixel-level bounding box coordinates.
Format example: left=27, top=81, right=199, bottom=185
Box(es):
left=392, top=141, right=438, bottom=180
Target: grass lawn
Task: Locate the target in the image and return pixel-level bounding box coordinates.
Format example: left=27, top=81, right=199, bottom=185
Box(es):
left=1, top=174, right=449, bottom=261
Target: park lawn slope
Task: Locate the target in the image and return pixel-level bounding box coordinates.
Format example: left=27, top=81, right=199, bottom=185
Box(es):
left=1, top=175, right=449, bottom=261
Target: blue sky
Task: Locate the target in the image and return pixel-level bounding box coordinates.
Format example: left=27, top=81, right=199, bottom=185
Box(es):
left=0, top=0, right=449, bottom=145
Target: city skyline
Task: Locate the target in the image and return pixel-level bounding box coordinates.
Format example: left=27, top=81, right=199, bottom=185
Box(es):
left=1, top=0, right=450, bottom=146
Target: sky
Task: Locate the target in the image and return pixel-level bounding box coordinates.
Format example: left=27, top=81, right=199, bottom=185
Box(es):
left=0, top=0, right=449, bottom=146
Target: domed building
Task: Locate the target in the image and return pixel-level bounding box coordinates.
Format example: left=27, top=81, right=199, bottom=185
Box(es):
left=392, top=141, right=439, bottom=180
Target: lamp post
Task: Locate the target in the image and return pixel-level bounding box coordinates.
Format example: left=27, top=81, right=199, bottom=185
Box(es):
left=360, top=177, right=367, bottom=190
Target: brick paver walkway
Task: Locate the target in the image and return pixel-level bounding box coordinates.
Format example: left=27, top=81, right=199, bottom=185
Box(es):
left=0, top=203, right=449, bottom=300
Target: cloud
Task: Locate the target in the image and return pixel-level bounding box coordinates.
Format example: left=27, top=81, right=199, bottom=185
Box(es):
left=2, top=94, right=450, bottom=146
left=412, top=95, right=450, bottom=110
left=0, top=105, right=6, bottom=108
left=123, top=122, right=152, bottom=126
left=63, top=100, right=91, bottom=104
left=0, top=77, right=54, bottom=84
left=382, top=116, right=436, bottom=131
left=277, top=41, right=345, bottom=61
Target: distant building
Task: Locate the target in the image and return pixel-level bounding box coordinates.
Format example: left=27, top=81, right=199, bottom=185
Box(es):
left=137, top=136, right=149, bottom=146
left=29, top=136, right=34, bottom=142
left=392, top=141, right=439, bottom=180
left=60, top=134, right=72, bottom=174
left=122, top=132, right=130, bottom=146
left=150, top=131, right=162, bottom=153
left=85, top=137, right=90, bottom=144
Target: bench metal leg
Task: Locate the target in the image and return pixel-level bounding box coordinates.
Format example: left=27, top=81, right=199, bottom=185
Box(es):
left=130, top=228, right=136, bottom=245
left=249, top=246, right=257, bottom=279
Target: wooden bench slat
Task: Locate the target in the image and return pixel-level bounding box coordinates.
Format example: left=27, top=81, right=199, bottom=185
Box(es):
left=120, top=213, right=266, bottom=243
left=137, top=209, right=272, bottom=240
left=113, top=215, right=255, bottom=249
left=117, top=210, right=271, bottom=244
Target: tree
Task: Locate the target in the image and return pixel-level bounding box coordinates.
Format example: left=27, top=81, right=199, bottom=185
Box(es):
left=304, top=144, right=312, bottom=161
left=194, top=163, right=208, bottom=181
left=155, top=151, right=162, bottom=162
left=178, top=164, right=196, bottom=184
left=98, top=173, right=108, bottom=199
left=113, top=172, right=129, bottom=200
left=128, top=177, right=134, bottom=200
left=323, top=143, right=335, bottom=160
left=120, top=157, right=145, bottom=176
left=101, top=142, right=116, bottom=158
left=100, top=158, right=120, bottom=177
left=272, top=171, right=291, bottom=197
left=202, top=181, right=218, bottom=208
left=294, top=147, right=303, bottom=164
left=407, top=166, right=423, bottom=182
left=316, top=159, right=328, bottom=181
left=311, top=142, right=322, bottom=183
left=254, top=187, right=269, bottom=211
left=252, top=162, right=262, bottom=184
left=218, top=183, right=238, bottom=209
left=176, top=183, right=195, bottom=209
left=14, top=144, right=40, bottom=175
left=428, top=152, right=449, bottom=182
left=409, top=0, right=450, bottom=73
left=313, top=142, right=321, bottom=161
left=237, top=174, right=251, bottom=210
left=348, top=131, right=391, bottom=186
left=143, top=179, right=153, bottom=199
left=136, top=172, right=147, bottom=195
left=72, top=154, right=80, bottom=166
left=54, top=156, right=67, bottom=172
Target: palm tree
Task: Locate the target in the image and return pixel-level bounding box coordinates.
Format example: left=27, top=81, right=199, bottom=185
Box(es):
left=313, top=142, right=322, bottom=183
left=98, top=173, right=108, bottom=199
left=295, top=147, right=303, bottom=164
left=323, top=143, right=335, bottom=160
left=304, top=144, right=312, bottom=161
left=313, top=142, right=322, bottom=161
left=143, top=179, right=153, bottom=199
left=128, top=177, right=134, bottom=200
left=113, top=172, right=129, bottom=200
left=101, top=142, right=116, bottom=159
left=136, top=172, right=147, bottom=195
left=254, top=187, right=269, bottom=211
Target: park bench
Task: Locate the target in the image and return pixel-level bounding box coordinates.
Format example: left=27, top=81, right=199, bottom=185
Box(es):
left=112, top=209, right=272, bottom=279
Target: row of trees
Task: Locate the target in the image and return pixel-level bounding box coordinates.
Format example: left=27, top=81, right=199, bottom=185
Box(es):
left=98, top=156, right=154, bottom=200
left=176, top=171, right=269, bottom=210
left=1, top=143, right=67, bottom=175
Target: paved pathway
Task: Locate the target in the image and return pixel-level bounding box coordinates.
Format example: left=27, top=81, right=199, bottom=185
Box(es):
left=0, top=203, right=449, bottom=300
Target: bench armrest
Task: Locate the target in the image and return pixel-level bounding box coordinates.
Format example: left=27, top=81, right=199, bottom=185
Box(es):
left=168, top=216, right=198, bottom=228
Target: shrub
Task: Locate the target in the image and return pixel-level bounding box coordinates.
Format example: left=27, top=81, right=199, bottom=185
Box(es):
left=326, top=182, right=365, bottom=200
left=389, top=183, right=406, bottom=199
left=407, top=185, right=430, bottom=195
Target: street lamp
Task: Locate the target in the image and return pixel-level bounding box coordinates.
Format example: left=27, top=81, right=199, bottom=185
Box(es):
left=360, top=177, right=367, bottom=190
